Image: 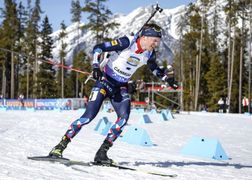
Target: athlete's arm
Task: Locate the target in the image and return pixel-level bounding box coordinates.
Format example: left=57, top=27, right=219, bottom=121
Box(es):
left=146, top=51, right=165, bottom=79
left=92, top=36, right=130, bottom=68
left=147, top=52, right=178, bottom=89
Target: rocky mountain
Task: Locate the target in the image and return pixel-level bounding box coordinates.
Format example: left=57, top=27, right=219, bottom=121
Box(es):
left=50, top=5, right=186, bottom=65
left=51, top=0, right=250, bottom=66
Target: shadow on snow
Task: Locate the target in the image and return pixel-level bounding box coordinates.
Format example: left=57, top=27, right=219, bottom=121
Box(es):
left=119, top=161, right=252, bottom=169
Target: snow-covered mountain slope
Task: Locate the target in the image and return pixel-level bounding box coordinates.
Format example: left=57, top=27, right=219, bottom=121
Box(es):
left=50, top=0, right=251, bottom=67
left=51, top=5, right=186, bottom=65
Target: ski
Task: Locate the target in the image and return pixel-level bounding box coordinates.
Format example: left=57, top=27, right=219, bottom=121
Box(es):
left=93, top=163, right=177, bottom=177
left=66, top=160, right=177, bottom=177
left=27, top=155, right=70, bottom=163
left=27, top=156, right=92, bottom=166
left=27, top=156, right=177, bottom=177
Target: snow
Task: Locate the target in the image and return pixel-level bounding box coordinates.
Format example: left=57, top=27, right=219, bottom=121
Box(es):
left=0, top=110, right=252, bottom=180
left=162, top=5, right=186, bottom=39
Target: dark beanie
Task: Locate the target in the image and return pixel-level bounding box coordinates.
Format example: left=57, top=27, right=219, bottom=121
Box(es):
left=141, top=25, right=162, bottom=38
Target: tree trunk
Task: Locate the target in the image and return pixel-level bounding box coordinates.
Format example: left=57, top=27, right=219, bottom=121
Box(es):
left=194, top=53, right=199, bottom=110
left=80, top=81, right=84, bottom=98
left=239, top=41, right=243, bottom=114
left=26, top=57, right=30, bottom=98
left=11, top=50, right=14, bottom=99
left=248, top=1, right=252, bottom=114
left=190, top=59, right=194, bottom=111
left=61, top=57, right=64, bottom=98
left=228, top=27, right=236, bottom=113
left=195, top=13, right=204, bottom=111
left=227, top=1, right=232, bottom=98
left=179, top=36, right=184, bottom=111
left=239, top=15, right=245, bottom=113
left=33, top=48, right=38, bottom=98
left=1, top=62, right=6, bottom=97
left=76, top=72, right=79, bottom=97
left=75, top=22, right=80, bottom=98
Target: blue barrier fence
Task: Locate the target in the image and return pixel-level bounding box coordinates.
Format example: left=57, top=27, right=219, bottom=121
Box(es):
left=0, top=98, right=86, bottom=110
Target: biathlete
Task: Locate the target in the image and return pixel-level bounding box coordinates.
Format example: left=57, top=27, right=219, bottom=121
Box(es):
left=49, top=23, right=178, bottom=164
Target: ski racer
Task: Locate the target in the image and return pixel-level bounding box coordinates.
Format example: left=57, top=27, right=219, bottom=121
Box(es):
left=49, top=23, right=178, bottom=164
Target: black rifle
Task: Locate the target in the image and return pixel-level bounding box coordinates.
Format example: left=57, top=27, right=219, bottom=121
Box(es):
left=136, top=3, right=163, bottom=36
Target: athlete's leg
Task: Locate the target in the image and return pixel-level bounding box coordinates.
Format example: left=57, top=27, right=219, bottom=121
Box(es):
left=94, top=87, right=130, bottom=163
left=106, top=87, right=131, bottom=143
left=49, top=81, right=110, bottom=157
left=65, top=83, right=109, bottom=139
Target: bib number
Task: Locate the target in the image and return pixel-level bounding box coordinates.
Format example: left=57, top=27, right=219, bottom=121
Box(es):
left=89, top=90, right=99, bottom=101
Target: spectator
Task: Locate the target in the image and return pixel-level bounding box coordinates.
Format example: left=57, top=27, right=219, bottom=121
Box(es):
left=242, top=96, right=249, bottom=113
left=218, top=97, right=224, bottom=113
left=18, top=94, right=25, bottom=107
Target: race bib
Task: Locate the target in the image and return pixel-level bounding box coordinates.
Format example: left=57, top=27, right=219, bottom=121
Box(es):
left=89, top=90, right=99, bottom=101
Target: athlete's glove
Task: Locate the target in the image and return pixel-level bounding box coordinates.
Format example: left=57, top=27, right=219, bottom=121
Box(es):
left=92, top=68, right=103, bottom=81
left=166, top=77, right=178, bottom=90
left=162, top=65, right=178, bottom=90
left=92, top=48, right=103, bottom=81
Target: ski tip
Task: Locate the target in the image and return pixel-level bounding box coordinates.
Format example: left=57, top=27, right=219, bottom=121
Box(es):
left=27, top=155, right=70, bottom=161
left=169, top=174, right=178, bottom=178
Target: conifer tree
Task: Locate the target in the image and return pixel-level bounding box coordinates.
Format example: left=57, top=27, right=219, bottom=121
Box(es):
left=21, top=0, right=43, bottom=98
left=224, top=0, right=239, bottom=112
left=82, top=0, right=119, bottom=43
left=236, top=0, right=250, bottom=113
left=71, top=0, right=82, bottom=97
left=15, top=2, right=28, bottom=96
left=56, top=21, right=68, bottom=98
left=0, top=27, right=6, bottom=97
left=18, top=0, right=33, bottom=99
left=205, top=53, right=226, bottom=111
left=31, top=0, right=43, bottom=98
left=69, top=51, right=92, bottom=98
left=229, top=27, right=248, bottom=113
left=37, top=16, right=57, bottom=98
left=71, top=0, right=82, bottom=23
left=178, top=3, right=201, bottom=111
left=0, top=0, right=19, bottom=98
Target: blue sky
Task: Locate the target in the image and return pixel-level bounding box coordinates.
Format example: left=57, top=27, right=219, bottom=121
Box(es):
left=1, top=0, right=196, bottom=31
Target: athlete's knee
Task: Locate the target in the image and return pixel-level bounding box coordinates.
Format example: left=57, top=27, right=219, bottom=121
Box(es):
left=106, top=117, right=127, bottom=142
left=118, top=113, right=130, bottom=124
left=66, top=117, right=91, bottom=138
left=72, top=117, right=90, bottom=129
left=109, top=123, right=123, bottom=136
left=113, top=115, right=129, bottom=131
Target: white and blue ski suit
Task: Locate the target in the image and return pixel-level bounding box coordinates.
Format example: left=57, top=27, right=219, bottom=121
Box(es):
left=65, top=35, right=166, bottom=143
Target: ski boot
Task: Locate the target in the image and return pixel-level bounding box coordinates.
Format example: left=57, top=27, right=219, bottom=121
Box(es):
left=49, top=135, right=70, bottom=158
left=94, top=140, right=114, bottom=165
